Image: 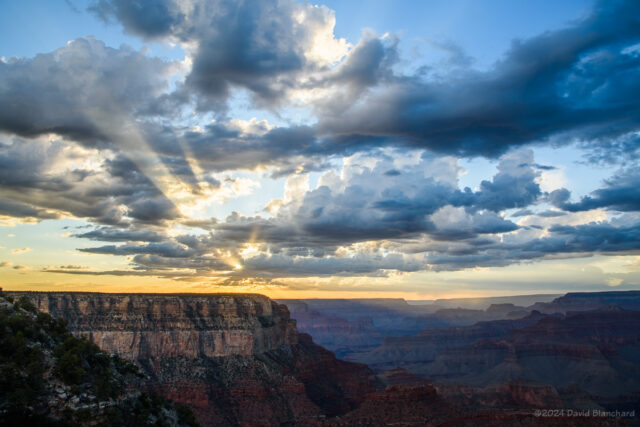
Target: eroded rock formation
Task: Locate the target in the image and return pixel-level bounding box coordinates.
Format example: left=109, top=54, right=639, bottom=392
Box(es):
left=18, top=293, right=297, bottom=359
left=9, top=292, right=380, bottom=426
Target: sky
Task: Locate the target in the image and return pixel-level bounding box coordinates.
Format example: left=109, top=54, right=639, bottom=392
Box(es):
left=0, top=0, right=639, bottom=299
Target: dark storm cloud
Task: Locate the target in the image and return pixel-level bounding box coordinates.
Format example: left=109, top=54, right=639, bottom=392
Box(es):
left=315, top=0, right=640, bottom=157
left=85, top=0, right=640, bottom=169
left=90, top=0, right=347, bottom=109
left=3, top=0, right=638, bottom=182
left=552, top=169, right=640, bottom=212
left=90, top=0, right=184, bottom=38
left=0, top=37, right=173, bottom=144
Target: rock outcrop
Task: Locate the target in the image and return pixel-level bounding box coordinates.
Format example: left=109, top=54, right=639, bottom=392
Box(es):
left=0, top=293, right=198, bottom=426
left=9, top=292, right=381, bottom=426
left=16, top=292, right=297, bottom=359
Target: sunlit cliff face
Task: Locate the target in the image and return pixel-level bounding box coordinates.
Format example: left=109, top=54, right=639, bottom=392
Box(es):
left=1, top=0, right=640, bottom=297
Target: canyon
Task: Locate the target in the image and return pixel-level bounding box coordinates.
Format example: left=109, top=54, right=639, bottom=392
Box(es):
left=8, top=292, right=381, bottom=426
left=345, top=293, right=640, bottom=414
left=6, top=290, right=638, bottom=426
left=277, top=297, right=542, bottom=357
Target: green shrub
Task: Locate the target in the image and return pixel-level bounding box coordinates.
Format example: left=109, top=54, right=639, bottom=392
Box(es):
left=55, top=350, right=85, bottom=384
left=16, top=296, right=37, bottom=313
left=176, top=403, right=199, bottom=427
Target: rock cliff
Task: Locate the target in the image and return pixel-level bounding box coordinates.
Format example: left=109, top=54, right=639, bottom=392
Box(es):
left=0, top=293, right=198, bottom=426
left=14, top=292, right=297, bottom=359
left=8, top=292, right=380, bottom=426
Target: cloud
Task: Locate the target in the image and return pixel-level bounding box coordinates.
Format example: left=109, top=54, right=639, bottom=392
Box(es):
left=75, top=227, right=165, bottom=242
left=511, top=209, right=534, bottom=217
left=419, top=214, right=640, bottom=271
left=241, top=252, right=422, bottom=277
left=536, top=210, right=567, bottom=218
left=69, top=149, right=577, bottom=278
left=11, top=248, right=30, bottom=254
left=0, top=136, right=181, bottom=225
left=0, top=199, right=62, bottom=221
left=0, top=37, right=175, bottom=144
left=552, top=169, right=640, bottom=212
left=42, top=267, right=197, bottom=278
left=81, top=0, right=640, bottom=178
left=90, top=0, right=184, bottom=39
left=73, top=213, right=640, bottom=277
left=91, top=0, right=351, bottom=110
left=1, top=0, right=639, bottom=282
left=3, top=0, right=638, bottom=189
left=546, top=216, right=640, bottom=253
left=314, top=0, right=640, bottom=157
left=79, top=241, right=195, bottom=258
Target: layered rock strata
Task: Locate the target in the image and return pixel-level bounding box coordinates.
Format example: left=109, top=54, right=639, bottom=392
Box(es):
left=8, top=292, right=379, bottom=426
left=14, top=292, right=297, bottom=359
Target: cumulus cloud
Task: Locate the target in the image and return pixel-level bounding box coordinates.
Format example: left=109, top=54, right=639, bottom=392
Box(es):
left=3, top=0, right=638, bottom=182
left=552, top=169, right=640, bottom=212
left=0, top=136, right=180, bottom=226
left=0, top=37, right=175, bottom=143
left=0, top=0, right=639, bottom=282
left=315, top=1, right=640, bottom=157
left=80, top=0, right=637, bottom=183
left=91, top=0, right=351, bottom=110
left=73, top=149, right=631, bottom=278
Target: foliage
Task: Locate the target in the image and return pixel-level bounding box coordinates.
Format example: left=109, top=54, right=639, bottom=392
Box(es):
left=101, top=392, right=200, bottom=427
left=0, top=294, right=199, bottom=426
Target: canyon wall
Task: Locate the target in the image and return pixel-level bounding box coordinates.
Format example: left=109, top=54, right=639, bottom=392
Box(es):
left=8, top=292, right=380, bottom=426
left=12, top=292, right=297, bottom=360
